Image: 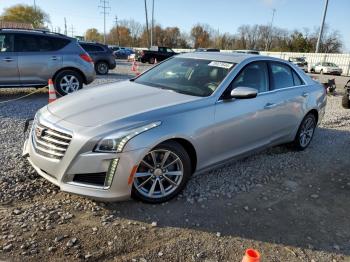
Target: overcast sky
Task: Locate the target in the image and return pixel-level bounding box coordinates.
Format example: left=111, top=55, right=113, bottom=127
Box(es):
left=1, top=0, right=349, bottom=51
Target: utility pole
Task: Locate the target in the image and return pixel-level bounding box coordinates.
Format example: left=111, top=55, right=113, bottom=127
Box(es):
left=64, top=18, right=67, bottom=35
left=33, top=0, right=36, bottom=11
left=115, top=16, right=119, bottom=46
left=70, top=25, right=75, bottom=37
left=265, top=8, right=276, bottom=51
left=144, top=0, right=150, bottom=48
left=151, top=0, right=154, bottom=47
left=99, top=0, right=110, bottom=44
left=316, top=0, right=329, bottom=53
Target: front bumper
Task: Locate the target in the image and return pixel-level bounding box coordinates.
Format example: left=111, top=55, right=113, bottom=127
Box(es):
left=23, top=129, right=148, bottom=202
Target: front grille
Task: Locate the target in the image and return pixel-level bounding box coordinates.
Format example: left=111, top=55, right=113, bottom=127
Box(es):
left=73, top=173, right=107, bottom=186
left=32, top=122, right=72, bottom=160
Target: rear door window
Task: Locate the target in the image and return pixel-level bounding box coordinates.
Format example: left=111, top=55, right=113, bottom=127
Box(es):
left=292, top=70, right=304, bottom=86
left=0, top=33, right=14, bottom=52
left=269, top=62, right=295, bottom=90
left=14, top=34, right=40, bottom=52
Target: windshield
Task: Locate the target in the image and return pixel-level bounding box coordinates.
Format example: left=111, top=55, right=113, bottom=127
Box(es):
left=135, top=57, right=235, bottom=97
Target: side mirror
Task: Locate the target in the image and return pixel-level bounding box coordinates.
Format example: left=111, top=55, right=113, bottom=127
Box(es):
left=230, top=87, right=258, bottom=99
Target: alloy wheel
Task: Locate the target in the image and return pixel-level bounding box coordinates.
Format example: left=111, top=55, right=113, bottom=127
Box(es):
left=97, top=63, right=108, bottom=74
left=299, top=116, right=315, bottom=147
left=133, top=149, right=184, bottom=199
left=59, top=75, right=80, bottom=94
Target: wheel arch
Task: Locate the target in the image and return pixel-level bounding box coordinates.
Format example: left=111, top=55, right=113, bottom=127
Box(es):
left=153, top=138, right=197, bottom=174
left=53, top=67, right=87, bottom=84
left=307, top=109, right=319, bottom=124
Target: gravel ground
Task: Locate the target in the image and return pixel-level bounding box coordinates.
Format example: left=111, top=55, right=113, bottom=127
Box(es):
left=0, top=63, right=350, bottom=261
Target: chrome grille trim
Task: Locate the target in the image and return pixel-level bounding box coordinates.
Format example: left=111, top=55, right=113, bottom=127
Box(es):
left=32, top=122, right=72, bottom=160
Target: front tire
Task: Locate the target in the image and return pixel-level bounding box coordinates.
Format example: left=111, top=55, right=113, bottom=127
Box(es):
left=54, top=70, right=83, bottom=96
left=132, top=141, right=192, bottom=203
left=95, top=61, right=109, bottom=75
left=292, top=114, right=316, bottom=150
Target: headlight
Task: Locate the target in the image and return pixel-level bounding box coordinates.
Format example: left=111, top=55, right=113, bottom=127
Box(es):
left=94, top=121, right=161, bottom=153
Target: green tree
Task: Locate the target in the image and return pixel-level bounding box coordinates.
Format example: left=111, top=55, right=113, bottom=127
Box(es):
left=0, top=4, right=49, bottom=28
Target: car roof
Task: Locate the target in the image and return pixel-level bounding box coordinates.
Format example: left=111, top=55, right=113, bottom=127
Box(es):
left=0, top=28, right=72, bottom=39
left=177, top=52, right=262, bottom=63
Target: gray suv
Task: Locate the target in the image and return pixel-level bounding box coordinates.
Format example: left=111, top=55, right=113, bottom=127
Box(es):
left=0, top=29, right=95, bottom=96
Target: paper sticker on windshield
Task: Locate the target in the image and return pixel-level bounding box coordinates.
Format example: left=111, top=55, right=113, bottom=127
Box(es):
left=208, top=61, right=233, bottom=69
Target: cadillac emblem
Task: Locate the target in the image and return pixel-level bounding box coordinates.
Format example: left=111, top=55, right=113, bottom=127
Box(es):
left=35, top=127, right=46, bottom=138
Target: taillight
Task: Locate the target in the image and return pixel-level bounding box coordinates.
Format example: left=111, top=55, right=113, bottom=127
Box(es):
left=141, top=51, right=144, bottom=56
left=80, top=53, right=93, bottom=63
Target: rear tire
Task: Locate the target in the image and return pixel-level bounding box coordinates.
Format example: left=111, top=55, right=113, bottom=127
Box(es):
left=292, top=114, right=316, bottom=151
left=342, top=93, right=350, bottom=109
left=132, top=141, right=192, bottom=203
left=54, top=70, right=83, bottom=96
left=95, top=61, right=109, bottom=75
left=149, top=57, right=155, bottom=64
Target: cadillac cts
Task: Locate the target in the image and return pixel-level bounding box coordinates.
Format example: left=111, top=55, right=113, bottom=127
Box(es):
left=23, top=52, right=326, bottom=203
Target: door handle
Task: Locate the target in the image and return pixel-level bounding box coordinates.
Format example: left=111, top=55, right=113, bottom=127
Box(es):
left=3, top=58, right=13, bottom=62
left=51, top=56, right=58, bottom=61
left=264, top=102, right=278, bottom=109
left=302, top=92, right=309, bottom=97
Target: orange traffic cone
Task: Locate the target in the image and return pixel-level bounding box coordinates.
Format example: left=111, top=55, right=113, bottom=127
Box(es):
left=48, top=79, right=57, bottom=103
left=242, top=249, right=260, bottom=262
left=131, top=60, right=137, bottom=72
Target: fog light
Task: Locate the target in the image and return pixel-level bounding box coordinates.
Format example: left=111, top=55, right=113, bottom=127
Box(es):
left=105, top=158, right=119, bottom=188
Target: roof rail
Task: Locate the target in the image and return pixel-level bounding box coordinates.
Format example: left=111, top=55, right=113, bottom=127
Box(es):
left=0, top=28, right=69, bottom=37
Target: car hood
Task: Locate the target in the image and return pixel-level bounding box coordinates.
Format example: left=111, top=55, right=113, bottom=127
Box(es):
left=47, top=81, right=200, bottom=127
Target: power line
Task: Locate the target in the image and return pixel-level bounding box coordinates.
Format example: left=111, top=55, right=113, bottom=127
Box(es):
left=114, top=16, right=120, bottom=46
left=99, top=0, right=110, bottom=44
left=316, top=0, right=329, bottom=53
left=151, top=0, right=154, bottom=46
left=265, top=8, right=276, bottom=51
left=70, top=24, right=75, bottom=37
left=144, top=0, right=150, bottom=48
left=64, top=17, right=67, bottom=35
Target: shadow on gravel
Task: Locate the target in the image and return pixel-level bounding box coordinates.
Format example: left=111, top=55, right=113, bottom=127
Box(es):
left=105, top=127, right=350, bottom=256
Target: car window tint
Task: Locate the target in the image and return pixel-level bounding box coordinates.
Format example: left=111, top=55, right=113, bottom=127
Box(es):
left=292, top=70, right=304, bottom=86
left=80, top=44, right=104, bottom=52
left=15, top=34, right=40, bottom=52
left=232, top=61, right=268, bottom=93
left=159, top=47, right=166, bottom=52
left=270, top=62, right=294, bottom=90
left=166, top=48, right=173, bottom=53
left=0, top=34, right=13, bottom=52
left=51, top=38, right=70, bottom=50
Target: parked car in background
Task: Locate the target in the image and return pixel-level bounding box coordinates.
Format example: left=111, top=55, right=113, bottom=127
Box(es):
left=311, top=62, right=343, bottom=75
left=79, top=42, right=116, bottom=75
left=195, top=48, right=220, bottom=52
left=23, top=52, right=326, bottom=203
left=0, top=28, right=95, bottom=95
left=232, top=50, right=260, bottom=55
left=140, top=46, right=177, bottom=64
left=113, top=48, right=134, bottom=59
left=289, top=57, right=308, bottom=72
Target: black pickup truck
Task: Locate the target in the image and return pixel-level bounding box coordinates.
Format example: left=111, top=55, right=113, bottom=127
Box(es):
left=139, top=46, right=177, bottom=64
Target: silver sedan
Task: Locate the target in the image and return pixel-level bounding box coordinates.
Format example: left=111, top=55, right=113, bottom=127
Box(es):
left=23, top=52, right=327, bottom=203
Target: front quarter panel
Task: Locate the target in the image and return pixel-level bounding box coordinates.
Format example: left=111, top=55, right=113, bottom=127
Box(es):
left=123, top=99, right=217, bottom=172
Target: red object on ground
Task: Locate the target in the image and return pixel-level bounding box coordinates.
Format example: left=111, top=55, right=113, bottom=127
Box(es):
left=242, top=249, right=260, bottom=262
left=48, top=79, right=57, bottom=103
